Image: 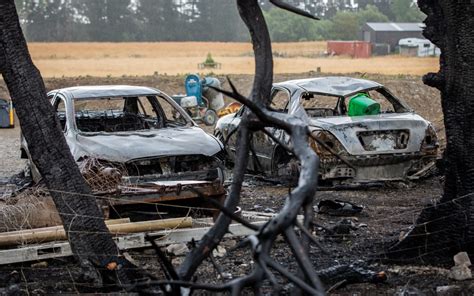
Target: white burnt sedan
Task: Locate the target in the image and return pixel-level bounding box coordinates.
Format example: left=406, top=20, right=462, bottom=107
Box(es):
left=215, top=77, right=439, bottom=187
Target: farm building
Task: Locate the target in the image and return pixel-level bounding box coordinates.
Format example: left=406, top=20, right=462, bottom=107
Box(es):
left=361, top=22, right=424, bottom=53
left=399, top=38, right=440, bottom=57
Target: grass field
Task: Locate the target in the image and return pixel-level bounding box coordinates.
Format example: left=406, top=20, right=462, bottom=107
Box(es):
left=27, top=42, right=439, bottom=77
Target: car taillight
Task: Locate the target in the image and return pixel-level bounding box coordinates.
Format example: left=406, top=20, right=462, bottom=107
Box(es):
left=421, top=124, right=439, bottom=153
left=310, top=130, right=347, bottom=157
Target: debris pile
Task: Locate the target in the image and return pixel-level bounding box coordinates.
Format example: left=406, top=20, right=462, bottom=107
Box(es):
left=0, top=186, right=61, bottom=231
left=449, top=252, right=472, bottom=281
left=78, top=158, right=127, bottom=193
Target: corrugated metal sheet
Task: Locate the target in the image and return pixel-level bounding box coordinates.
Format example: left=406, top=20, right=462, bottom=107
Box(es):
left=366, top=22, right=424, bottom=32
left=327, top=41, right=372, bottom=58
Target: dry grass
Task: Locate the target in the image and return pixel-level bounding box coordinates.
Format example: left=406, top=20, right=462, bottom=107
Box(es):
left=27, top=42, right=439, bottom=77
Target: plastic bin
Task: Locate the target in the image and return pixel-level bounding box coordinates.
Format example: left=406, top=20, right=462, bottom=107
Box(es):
left=0, top=99, right=14, bottom=128
left=348, top=94, right=380, bottom=116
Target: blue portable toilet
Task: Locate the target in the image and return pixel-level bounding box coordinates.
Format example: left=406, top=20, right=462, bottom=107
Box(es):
left=0, top=99, right=14, bottom=128
left=185, top=74, right=203, bottom=106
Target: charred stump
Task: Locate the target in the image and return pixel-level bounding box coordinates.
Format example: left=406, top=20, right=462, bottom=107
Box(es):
left=386, top=1, right=474, bottom=263
left=0, top=0, right=140, bottom=287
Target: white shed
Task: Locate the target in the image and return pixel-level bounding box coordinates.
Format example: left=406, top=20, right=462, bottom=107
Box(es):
left=398, top=38, right=440, bottom=57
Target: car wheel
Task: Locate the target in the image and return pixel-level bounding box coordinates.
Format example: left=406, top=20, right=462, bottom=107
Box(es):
left=203, top=109, right=218, bottom=126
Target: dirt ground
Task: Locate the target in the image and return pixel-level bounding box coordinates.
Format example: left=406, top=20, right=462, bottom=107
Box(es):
left=0, top=74, right=468, bottom=295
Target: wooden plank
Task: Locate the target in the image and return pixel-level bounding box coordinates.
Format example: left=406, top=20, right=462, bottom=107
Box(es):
left=0, top=217, right=192, bottom=247
left=1, top=218, right=130, bottom=236
left=0, top=221, right=266, bottom=265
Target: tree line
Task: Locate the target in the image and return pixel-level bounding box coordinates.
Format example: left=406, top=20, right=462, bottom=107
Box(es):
left=15, top=0, right=424, bottom=42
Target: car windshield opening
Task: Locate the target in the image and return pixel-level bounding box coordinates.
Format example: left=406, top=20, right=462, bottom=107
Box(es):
left=300, top=93, right=344, bottom=117
left=301, top=88, right=409, bottom=118
left=71, top=95, right=190, bottom=133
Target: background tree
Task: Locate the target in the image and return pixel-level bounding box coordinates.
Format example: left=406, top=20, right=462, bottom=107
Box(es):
left=390, top=0, right=425, bottom=22
left=264, top=8, right=331, bottom=41
left=12, top=0, right=427, bottom=42
left=193, top=0, right=247, bottom=42
left=15, top=0, right=76, bottom=42
left=355, top=0, right=394, bottom=19
left=328, top=5, right=388, bottom=40
left=74, top=0, right=138, bottom=41
left=387, top=0, right=474, bottom=263
left=137, top=0, right=183, bottom=41
left=0, top=0, right=142, bottom=288
left=357, top=4, right=390, bottom=25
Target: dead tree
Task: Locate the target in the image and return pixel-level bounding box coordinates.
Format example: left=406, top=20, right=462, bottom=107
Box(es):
left=166, top=0, right=326, bottom=294
left=0, top=0, right=139, bottom=287
left=386, top=1, right=474, bottom=263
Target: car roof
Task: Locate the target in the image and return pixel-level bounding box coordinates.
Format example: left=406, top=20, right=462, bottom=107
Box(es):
left=50, top=85, right=161, bottom=100
left=274, top=76, right=382, bottom=97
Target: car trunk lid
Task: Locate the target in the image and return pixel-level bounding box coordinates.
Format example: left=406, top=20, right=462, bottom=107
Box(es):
left=309, top=113, right=430, bottom=155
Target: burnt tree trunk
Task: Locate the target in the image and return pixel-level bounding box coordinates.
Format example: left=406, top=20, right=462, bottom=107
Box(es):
left=387, top=1, right=474, bottom=263
left=0, top=0, right=135, bottom=286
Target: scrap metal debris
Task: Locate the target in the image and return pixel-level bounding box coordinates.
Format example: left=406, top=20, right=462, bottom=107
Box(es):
left=317, top=260, right=387, bottom=287
left=449, top=252, right=472, bottom=281
left=316, top=199, right=363, bottom=216
left=328, top=218, right=359, bottom=235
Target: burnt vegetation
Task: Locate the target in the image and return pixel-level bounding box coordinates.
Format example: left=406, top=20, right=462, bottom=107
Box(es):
left=0, top=0, right=472, bottom=295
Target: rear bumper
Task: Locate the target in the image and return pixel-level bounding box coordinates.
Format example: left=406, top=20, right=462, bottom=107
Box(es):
left=320, top=153, right=437, bottom=184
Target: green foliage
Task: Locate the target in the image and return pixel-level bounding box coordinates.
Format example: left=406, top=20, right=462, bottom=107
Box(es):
left=328, top=12, right=360, bottom=41
left=204, top=53, right=216, bottom=65
left=391, top=0, right=425, bottom=22
left=264, top=9, right=330, bottom=42
left=330, top=5, right=389, bottom=40
left=265, top=5, right=389, bottom=42
left=357, top=5, right=390, bottom=25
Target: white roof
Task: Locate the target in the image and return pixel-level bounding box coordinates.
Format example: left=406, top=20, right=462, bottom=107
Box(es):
left=275, top=77, right=382, bottom=97
left=399, top=38, right=432, bottom=46
left=366, top=22, right=424, bottom=32
left=50, top=85, right=161, bottom=100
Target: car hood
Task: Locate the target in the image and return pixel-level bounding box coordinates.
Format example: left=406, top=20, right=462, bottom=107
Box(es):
left=69, top=126, right=223, bottom=162
left=309, top=113, right=432, bottom=155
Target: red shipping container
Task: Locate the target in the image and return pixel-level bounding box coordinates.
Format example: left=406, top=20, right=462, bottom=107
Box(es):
left=327, top=41, right=372, bottom=58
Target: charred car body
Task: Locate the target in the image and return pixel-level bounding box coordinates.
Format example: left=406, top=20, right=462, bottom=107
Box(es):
left=215, top=77, right=439, bottom=186
left=21, top=85, right=225, bottom=215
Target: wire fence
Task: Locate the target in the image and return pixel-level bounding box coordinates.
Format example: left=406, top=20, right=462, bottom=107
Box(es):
left=0, top=172, right=471, bottom=294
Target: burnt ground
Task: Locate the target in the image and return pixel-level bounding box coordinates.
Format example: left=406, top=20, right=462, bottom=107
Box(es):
left=0, top=74, right=471, bottom=294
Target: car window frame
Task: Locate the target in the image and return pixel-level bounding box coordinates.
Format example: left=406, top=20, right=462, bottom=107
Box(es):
left=299, top=92, right=346, bottom=117
left=270, top=86, right=291, bottom=113
left=344, top=86, right=411, bottom=114
left=66, top=93, right=194, bottom=134
left=51, top=93, right=70, bottom=133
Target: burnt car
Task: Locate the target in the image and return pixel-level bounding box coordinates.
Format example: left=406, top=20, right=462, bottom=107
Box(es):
left=215, top=77, right=439, bottom=187
left=21, top=85, right=225, bottom=216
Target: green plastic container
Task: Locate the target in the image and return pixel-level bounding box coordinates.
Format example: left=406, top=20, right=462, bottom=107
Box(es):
left=348, top=93, right=380, bottom=116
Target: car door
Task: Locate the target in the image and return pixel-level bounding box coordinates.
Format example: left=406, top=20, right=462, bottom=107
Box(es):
left=220, top=106, right=244, bottom=162
left=249, top=87, right=291, bottom=173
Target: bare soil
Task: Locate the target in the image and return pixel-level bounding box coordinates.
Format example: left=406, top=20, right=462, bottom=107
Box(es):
left=0, top=74, right=467, bottom=295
